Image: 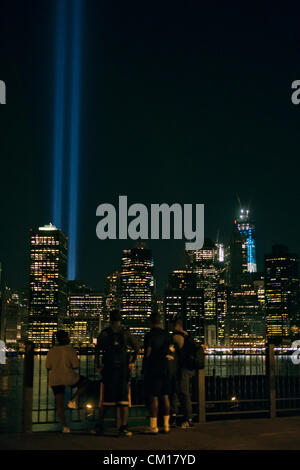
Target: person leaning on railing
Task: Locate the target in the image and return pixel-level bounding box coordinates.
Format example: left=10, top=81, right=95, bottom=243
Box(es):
left=46, top=330, right=89, bottom=433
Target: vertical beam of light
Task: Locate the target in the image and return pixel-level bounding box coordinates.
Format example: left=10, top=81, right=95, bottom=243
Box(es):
left=68, top=0, right=82, bottom=280
left=52, top=0, right=67, bottom=228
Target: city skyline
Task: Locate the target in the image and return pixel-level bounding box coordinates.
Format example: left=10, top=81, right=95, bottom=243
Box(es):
left=2, top=205, right=300, bottom=349
left=0, top=203, right=298, bottom=296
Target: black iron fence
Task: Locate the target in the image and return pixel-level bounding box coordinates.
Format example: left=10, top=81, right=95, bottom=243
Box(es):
left=1, top=344, right=300, bottom=432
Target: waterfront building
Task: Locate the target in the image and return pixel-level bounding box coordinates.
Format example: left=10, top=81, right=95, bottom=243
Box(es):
left=28, top=223, right=67, bottom=348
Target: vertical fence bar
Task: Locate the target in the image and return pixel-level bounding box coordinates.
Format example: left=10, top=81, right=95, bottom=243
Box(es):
left=22, top=341, right=34, bottom=432
left=37, top=351, right=42, bottom=423
left=266, top=344, right=276, bottom=418
left=116, top=406, right=121, bottom=429
left=197, top=368, right=206, bottom=423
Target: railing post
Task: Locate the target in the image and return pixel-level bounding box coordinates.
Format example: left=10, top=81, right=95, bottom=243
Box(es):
left=197, top=368, right=206, bottom=423
left=266, top=343, right=276, bottom=418
left=22, top=341, right=34, bottom=432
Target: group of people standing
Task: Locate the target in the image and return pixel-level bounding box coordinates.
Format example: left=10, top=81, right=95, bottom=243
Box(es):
left=46, top=309, right=201, bottom=437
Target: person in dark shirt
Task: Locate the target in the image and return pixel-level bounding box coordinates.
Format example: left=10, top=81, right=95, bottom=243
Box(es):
left=143, top=312, right=174, bottom=434
left=93, top=309, right=140, bottom=437
left=171, top=318, right=194, bottom=429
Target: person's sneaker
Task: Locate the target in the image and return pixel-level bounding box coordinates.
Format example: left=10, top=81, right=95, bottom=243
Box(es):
left=144, top=426, right=159, bottom=435
left=162, top=427, right=170, bottom=434
left=62, top=426, right=71, bottom=433
left=67, top=400, right=77, bottom=409
left=119, top=427, right=133, bottom=437
left=170, top=415, right=177, bottom=427
left=181, top=420, right=192, bottom=429
left=90, top=425, right=104, bottom=435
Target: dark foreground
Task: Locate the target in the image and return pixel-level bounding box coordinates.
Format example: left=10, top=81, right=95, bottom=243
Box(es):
left=1, top=416, right=300, bottom=450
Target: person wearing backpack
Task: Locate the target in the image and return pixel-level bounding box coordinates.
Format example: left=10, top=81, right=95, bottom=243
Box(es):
left=143, top=312, right=175, bottom=434
left=172, top=318, right=204, bottom=429
left=93, top=309, right=140, bottom=437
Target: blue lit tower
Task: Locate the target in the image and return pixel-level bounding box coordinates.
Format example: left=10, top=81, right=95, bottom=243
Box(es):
left=229, top=208, right=257, bottom=288
left=236, top=209, right=257, bottom=273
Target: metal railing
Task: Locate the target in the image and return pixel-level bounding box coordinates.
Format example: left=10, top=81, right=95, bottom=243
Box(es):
left=31, top=352, right=147, bottom=429
left=275, top=348, right=300, bottom=414
left=2, top=344, right=300, bottom=432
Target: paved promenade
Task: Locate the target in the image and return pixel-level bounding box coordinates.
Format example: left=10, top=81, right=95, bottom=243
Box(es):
left=1, top=416, right=300, bottom=450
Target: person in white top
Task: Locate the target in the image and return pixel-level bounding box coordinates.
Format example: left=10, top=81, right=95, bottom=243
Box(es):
left=46, top=330, right=88, bottom=433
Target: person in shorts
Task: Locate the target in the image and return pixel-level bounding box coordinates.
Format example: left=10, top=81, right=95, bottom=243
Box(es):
left=94, top=309, right=140, bottom=437
left=46, top=330, right=88, bottom=433
left=143, top=313, right=174, bottom=434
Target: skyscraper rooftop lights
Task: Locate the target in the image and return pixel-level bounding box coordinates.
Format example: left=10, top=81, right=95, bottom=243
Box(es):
left=38, top=223, right=58, bottom=231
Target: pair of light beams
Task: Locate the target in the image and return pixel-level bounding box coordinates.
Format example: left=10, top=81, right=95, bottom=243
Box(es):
left=52, top=0, right=82, bottom=280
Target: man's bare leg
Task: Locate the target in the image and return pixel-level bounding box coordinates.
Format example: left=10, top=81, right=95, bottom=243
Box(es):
left=118, top=406, right=132, bottom=436
left=55, top=393, right=69, bottom=431
left=162, top=394, right=170, bottom=433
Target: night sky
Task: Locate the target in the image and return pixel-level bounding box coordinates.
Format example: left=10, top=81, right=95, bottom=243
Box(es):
left=1, top=1, right=300, bottom=295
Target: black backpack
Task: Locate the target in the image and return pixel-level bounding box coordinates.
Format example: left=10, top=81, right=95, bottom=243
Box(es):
left=180, top=334, right=205, bottom=371
left=102, top=327, right=128, bottom=367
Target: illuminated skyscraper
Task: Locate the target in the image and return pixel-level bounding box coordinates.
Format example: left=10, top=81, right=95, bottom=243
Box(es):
left=185, top=239, right=227, bottom=345
left=227, top=210, right=261, bottom=345
left=164, top=270, right=205, bottom=342
left=0, top=287, right=28, bottom=346
left=28, top=223, right=67, bottom=347
left=120, top=245, right=154, bottom=337
left=215, top=284, right=228, bottom=345
left=63, top=281, right=104, bottom=345
left=236, top=209, right=257, bottom=273
left=227, top=281, right=265, bottom=347
left=104, top=271, right=121, bottom=326
left=229, top=225, right=248, bottom=287
left=253, top=274, right=266, bottom=308
left=230, top=209, right=257, bottom=287
left=156, top=299, right=164, bottom=320
left=265, top=245, right=299, bottom=342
